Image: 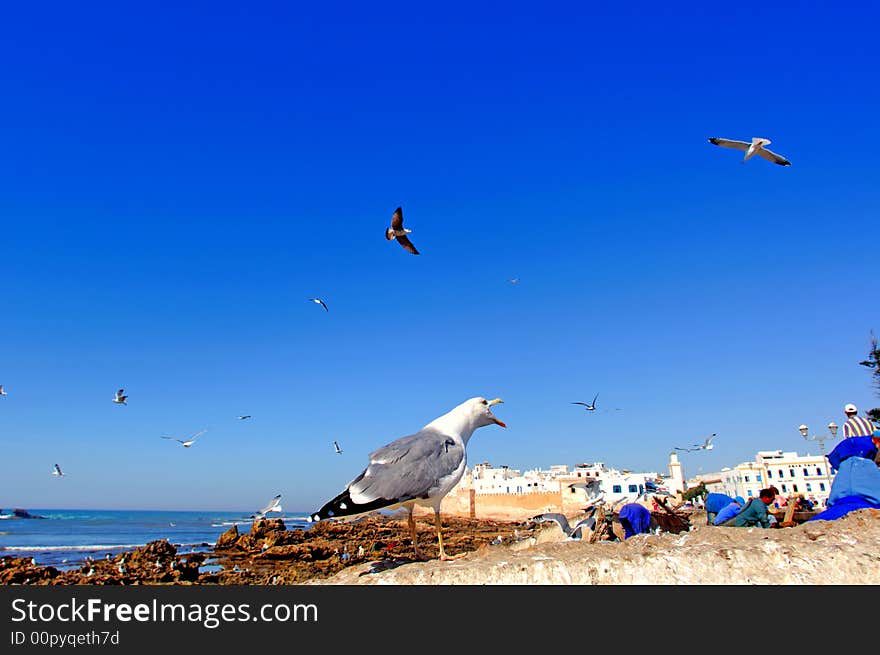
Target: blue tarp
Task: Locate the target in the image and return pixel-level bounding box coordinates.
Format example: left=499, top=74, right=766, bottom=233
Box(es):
left=827, top=436, right=878, bottom=472
left=807, top=448, right=880, bottom=522
left=618, top=503, right=651, bottom=539
left=705, top=493, right=734, bottom=514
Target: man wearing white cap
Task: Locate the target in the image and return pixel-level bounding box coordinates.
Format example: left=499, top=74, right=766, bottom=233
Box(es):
left=842, top=403, right=876, bottom=438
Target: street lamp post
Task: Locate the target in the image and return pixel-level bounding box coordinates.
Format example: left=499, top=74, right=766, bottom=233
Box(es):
left=798, top=422, right=838, bottom=504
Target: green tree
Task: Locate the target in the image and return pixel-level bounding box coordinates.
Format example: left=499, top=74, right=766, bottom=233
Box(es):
left=859, top=331, right=880, bottom=423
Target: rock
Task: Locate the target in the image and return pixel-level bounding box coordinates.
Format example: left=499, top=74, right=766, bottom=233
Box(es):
left=216, top=524, right=240, bottom=550
left=250, top=518, right=286, bottom=540
left=313, top=509, right=880, bottom=585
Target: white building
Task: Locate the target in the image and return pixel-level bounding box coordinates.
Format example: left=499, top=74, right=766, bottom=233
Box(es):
left=697, top=449, right=834, bottom=507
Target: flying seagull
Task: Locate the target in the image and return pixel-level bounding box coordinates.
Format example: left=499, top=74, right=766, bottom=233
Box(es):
left=333, top=440, right=343, bottom=454
left=708, top=137, right=791, bottom=166
left=161, top=429, right=207, bottom=448
left=309, top=298, right=329, bottom=312
left=568, top=479, right=603, bottom=501
left=572, top=393, right=599, bottom=412
left=508, top=277, right=520, bottom=285
left=251, top=494, right=283, bottom=519
left=51, top=463, right=64, bottom=477
left=674, top=433, right=716, bottom=452
left=309, top=396, right=506, bottom=560
left=385, top=206, right=419, bottom=255
left=0, top=385, right=7, bottom=396
left=112, top=389, right=128, bottom=405
left=237, top=415, right=252, bottom=420
left=530, top=510, right=599, bottom=540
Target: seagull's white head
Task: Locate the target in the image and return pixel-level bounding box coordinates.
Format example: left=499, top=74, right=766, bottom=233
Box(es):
left=428, top=397, right=506, bottom=442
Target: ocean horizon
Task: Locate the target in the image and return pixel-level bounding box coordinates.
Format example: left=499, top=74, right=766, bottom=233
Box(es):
left=0, top=508, right=314, bottom=569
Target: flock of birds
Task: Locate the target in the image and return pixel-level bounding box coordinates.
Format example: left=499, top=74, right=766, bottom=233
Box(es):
left=2, top=136, right=780, bottom=560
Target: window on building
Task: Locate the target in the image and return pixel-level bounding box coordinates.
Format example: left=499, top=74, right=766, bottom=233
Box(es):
left=803, top=468, right=809, bottom=477
left=778, top=470, right=784, bottom=478
left=767, top=470, right=772, bottom=479
left=806, top=483, right=812, bottom=492
left=628, top=484, right=638, bottom=493
left=757, top=474, right=762, bottom=482
left=612, top=485, right=622, bottom=493
left=816, top=467, right=822, bottom=476
left=819, top=483, right=826, bottom=491
left=789, top=469, right=795, bottom=478
left=781, top=484, right=787, bottom=492
left=747, top=490, right=753, bottom=497
left=745, top=476, right=750, bottom=483
left=792, top=484, right=798, bottom=493
left=571, top=487, right=577, bottom=494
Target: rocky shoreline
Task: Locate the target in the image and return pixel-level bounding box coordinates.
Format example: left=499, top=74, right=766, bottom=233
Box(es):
left=0, top=514, right=543, bottom=585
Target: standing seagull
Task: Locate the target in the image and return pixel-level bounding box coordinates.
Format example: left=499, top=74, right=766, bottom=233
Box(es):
left=385, top=207, right=419, bottom=255
left=112, top=389, right=128, bottom=405
left=161, top=429, right=207, bottom=448
left=310, top=397, right=506, bottom=560
left=51, top=464, right=64, bottom=477
left=333, top=440, right=343, bottom=454
left=708, top=137, right=791, bottom=166
left=572, top=393, right=599, bottom=412
left=309, top=298, right=329, bottom=312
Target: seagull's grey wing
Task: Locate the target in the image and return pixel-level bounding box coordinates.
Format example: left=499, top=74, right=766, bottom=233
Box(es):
left=396, top=234, right=419, bottom=255
left=390, top=207, right=404, bottom=231
left=708, top=137, right=750, bottom=151
left=259, top=494, right=282, bottom=514
left=569, top=516, right=597, bottom=538
left=757, top=147, right=791, bottom=166
left=531, top=513, right=572, bottom=535
left=313, top=428, right=465, bottom=520
left=189, top=429, right=207, bottom=442
left=704, top=434, right=716, bottom=447
left=571, top=402, right=589, bottom=407
left=116, top=389, right=125, bottom=398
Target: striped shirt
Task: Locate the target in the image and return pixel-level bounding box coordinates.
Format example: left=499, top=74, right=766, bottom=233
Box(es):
left=843, top=415, right=876, bottom=438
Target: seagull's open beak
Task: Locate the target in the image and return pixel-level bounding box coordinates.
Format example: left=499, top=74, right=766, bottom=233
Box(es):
left=487, top=398, right=506, bottom=427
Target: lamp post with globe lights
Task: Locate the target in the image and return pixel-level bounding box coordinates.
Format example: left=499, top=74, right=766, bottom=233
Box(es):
left=798, top=422, right=837, bottom=501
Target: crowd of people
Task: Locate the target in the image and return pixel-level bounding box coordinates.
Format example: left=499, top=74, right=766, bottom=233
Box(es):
left=701, top=403, right=880, bottom=529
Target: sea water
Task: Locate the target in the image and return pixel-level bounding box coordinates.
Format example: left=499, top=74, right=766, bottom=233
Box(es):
left=0, top=509, right=312, bottom=569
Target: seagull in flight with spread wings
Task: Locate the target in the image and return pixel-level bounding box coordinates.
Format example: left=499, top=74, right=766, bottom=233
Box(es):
left=708, top=137, right=791, bottom=166
left=161, top=429, right=207, bottom=448
left=251, top=494, right=283, bottom=519
left=333, top=440, right=343, bottom=454
left=309, top=298, right=329, bottom=312
left=675, top=433, right=716, bottom=452
left=385, top=206, right=419, bottom=255
left=237, top=415, right=252, bottom=420
left=51, top=463, right=64, bottom=477
left=0, top=385, right=7, bottom=396
left=112, top=389, right=128, bottom=405
left=572, top=393, right=599, bottom=412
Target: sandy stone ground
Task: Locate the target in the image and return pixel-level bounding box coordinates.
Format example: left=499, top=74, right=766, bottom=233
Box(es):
left=313, top=509, right=880, bottom=585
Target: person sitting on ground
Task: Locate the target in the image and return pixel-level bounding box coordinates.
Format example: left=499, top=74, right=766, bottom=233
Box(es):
left=618, top=503, right=653, bottom=539
left=808, top=432, right=880, bottom=522
left=704, top=492, right=735, bottom=525
left=712, top=496, right=745, bottom=526
left=720, top=488, right=776, bottom=528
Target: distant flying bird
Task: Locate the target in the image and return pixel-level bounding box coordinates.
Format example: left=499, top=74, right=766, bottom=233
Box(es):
left=333, top=440, right=343, bottom=454
left=161, top=429, right=207, bottom=448
left=251, top=494, right=283, bottom=519
left=112, top=389, right=128, bottom=405
left=568, top=479, right=603, bottom=501
left=385, top=207, right=419, bottom=255
left=572, top=393, right=599, bottom=412
left=530, top=511, right=599, bottom=540
left=508, top=277, right=520, bottom=285
left=309, top=298, right=329, bottom=312
left=51, top=464, right=64, bottom=477
left=0, top=385, right=7, bottom=396
left=675, top=433, right=716, bottom=452
left=237, top=415, right=252, bottom=420
left=708, top=137, right=791, bottom=166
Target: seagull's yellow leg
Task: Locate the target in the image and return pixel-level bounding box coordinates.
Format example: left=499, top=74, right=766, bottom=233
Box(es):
left=407, top=508, right=426, bottom=560
left=435, top=509, right=463, bottom=561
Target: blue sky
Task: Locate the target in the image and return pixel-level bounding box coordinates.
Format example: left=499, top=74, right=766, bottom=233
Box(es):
left=1, top=2, right=878, bottom=511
